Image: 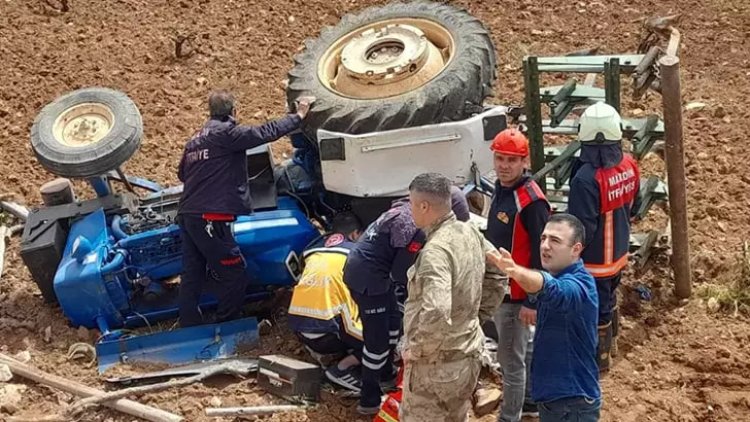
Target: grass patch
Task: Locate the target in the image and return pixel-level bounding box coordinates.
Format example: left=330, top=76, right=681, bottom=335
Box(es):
left=698, top=242, right=750, bottom=315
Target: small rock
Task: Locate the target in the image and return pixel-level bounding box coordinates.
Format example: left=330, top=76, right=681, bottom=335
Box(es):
left=14, top=351, right=30, bottom=363
left=696, top=152, right=709, bottom=160
left=196, top=77, right=208, bottom=86
left=76, top=326, right=90, bottom=342
left=631, top=108, right=644, bottom=116
left=0, top=384, right=26, bottom=414
left=209, top=396, right=222, bottom=407
left=287, top=15, right=295, bottom=24
left=0, top=364, right=12, bottom=382
left=713, top=105, right=726, bottom=118
left=531, top=29, right=543, bottom=35
left=684, top=102, right=707, bottom=111
left=258, top=319, right=273, bottom=336
left=473, top=387, right=501, bottom=416
left=707, top=297, right=720, bottom=312
left=43, top=326, right=52, bottom=343
left=718, top=222, right=727, bottom=232
left=625, top=353, right=635, bottom=360
left=723, top=116, right=731, bottom=124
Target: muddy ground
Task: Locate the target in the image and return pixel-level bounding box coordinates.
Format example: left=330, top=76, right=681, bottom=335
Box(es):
left=1, top=0, right=749, bottom=421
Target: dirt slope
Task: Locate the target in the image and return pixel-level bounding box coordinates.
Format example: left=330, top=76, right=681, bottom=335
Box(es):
left=0, top=0, right=749, bottom=421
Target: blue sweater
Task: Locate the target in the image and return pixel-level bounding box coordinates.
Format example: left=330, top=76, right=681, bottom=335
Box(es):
left=531, top=260, right=601, bottom=403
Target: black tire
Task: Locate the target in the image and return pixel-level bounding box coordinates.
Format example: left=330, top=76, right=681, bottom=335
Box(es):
left=31, top=87, right=143, bottom=178
left=286, top=1, right=496, bottom=137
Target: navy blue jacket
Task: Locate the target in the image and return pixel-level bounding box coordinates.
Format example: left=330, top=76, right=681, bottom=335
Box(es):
left=532, top=260, right=600, bottom=403
left=344, top=201, right=423, bottom=296
left=485, top=175, right=550, bottom=307
left=568, top=151, right=639, bottom=279
left=178, top=114, right=301, bottom=215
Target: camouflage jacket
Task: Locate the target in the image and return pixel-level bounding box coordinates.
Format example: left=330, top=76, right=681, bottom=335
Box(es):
left=403, top=212, right=505, bottom=363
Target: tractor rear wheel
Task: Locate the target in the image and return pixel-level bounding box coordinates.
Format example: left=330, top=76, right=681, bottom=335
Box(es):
left=286, top=1, right=497, bottom=137
left=31, top=88, right=143, bottom=178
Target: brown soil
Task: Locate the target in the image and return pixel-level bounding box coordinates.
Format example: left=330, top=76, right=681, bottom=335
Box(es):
left=1, top=0, right=749, bottom=421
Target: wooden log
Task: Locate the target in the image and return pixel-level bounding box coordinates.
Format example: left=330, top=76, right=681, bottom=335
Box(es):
left=0, top=353, right=183, bottom=422
left=659, top=55, right=691, bottom=299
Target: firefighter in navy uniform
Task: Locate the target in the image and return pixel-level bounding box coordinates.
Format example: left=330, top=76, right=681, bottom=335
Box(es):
left=568, top=102, right=640, bottom=372
left=287, top=212, right=365, bottom=392
left=344, top=187, right=470, bottom=415
left=484, top=129, right=550, bottom=421
left=176, top=90, right=314, bottom=327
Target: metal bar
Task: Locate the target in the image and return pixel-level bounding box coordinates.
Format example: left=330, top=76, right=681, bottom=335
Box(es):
left=634, top=46, right=661, bottom=76
left=633, top=71, right=657, bottom=100
left=604, top=58, right=621, bottom=112
left=549, top=78, right=578, bottom=108
left=523, top=56, right=546, bottom=180
left=542, top=117, right=664, bottom=136
left=115, top=167, right=137, bottom=195
left=633, top=230, right=660, bottom=269
left=88, top=176, right=112, bottom=198
left=540, top=85, right=605, bottom=102
left=660, top=55, right=691, bottom=299
left=533, top=141, right=581, bottom=183
left=632, top=115, right=661, bottom=159
left=536, top=54, right=645, bottom=73
left=360, top=133, right=460, bottom=152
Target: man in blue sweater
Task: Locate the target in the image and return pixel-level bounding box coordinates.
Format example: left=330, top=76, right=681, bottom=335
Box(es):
left=488, top=213, right=601, bottom=422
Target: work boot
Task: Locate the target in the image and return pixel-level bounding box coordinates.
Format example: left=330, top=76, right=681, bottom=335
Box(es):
left=597, top=322, right=613, bottom=374
left=356, top=404, right=381, bottom=416
left=473, top=385, right=501, bottom=416
left=611, top=305, right=620, bottom=358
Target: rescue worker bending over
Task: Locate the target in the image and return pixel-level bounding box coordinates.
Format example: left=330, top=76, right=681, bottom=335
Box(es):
left=176, top=90, right=314, bottom=327
left=485, top=129, right=550, bottom=421
left=400, top=173, right=503, bottom=422
left=568, top=102, right=640, bottom=372
left=287, top=212, right=365, bottom=392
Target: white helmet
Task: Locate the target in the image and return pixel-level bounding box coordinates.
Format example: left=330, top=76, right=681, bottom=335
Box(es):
left=578, top=102, right=623, bottom=144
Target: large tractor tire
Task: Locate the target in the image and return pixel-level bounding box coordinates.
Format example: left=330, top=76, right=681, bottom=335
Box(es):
left=31, top=88, right=143, bottom=178
left=286, top=1, right=497, bottom=137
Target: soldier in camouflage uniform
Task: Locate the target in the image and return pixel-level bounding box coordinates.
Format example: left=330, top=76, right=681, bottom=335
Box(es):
left=400, top=173, right=505, bottom=422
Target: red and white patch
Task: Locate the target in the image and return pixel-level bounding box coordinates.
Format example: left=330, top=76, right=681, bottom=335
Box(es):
left=407, top=241, right=423, bottom=253
left=325, top=233, right=345, bottom=247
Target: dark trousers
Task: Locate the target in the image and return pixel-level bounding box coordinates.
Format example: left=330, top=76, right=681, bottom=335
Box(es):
left=539, top=396, right=601, bottom=422
left=351, top=288, right=401, bottom=408
left=297, top=330, right=364, bottom=361
left=595, top=273, right=621, bottom=325
left=178, top=214, right=249, bottom=327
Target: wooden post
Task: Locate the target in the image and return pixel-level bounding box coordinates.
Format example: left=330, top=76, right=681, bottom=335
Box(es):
left=659, top=55, right=691, bottom=299
left=0, top=353, right=183, bottom=422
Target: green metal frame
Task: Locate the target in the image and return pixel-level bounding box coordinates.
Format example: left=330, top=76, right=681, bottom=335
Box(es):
left=522, top=53, right=666, bottom=192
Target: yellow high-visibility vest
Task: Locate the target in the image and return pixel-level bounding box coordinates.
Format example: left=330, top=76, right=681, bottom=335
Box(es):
left=288, top=245, right=363, bottom=340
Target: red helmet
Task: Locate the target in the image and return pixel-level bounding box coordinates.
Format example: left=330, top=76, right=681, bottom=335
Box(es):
left=490, top=128, right=529, bottom=157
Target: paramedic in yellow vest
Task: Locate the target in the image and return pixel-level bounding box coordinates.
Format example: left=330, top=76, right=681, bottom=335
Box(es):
left=288, top=212, right=365, bottom=392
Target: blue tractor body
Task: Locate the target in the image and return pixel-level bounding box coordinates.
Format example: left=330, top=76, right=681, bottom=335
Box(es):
left=54, top=196, right=318, bottom=331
